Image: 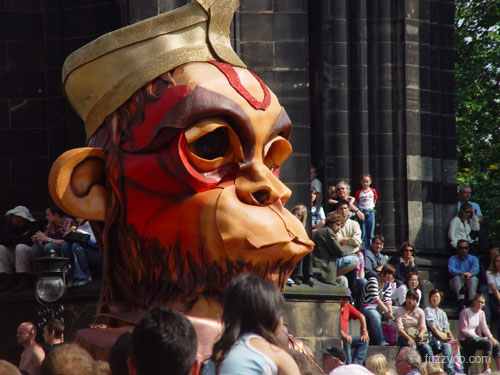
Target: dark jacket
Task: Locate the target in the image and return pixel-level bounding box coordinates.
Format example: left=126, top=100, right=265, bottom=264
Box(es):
left=0, top=220, right=41, bottom=248
left=389, top=254, right=419, bottom=285
left=312, top=226, right=343, bottom=284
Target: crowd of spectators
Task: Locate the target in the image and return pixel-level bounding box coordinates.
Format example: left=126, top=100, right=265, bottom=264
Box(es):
left=0, top=173, right=498, bottom=374
left=287, top=168, right=500, bottom=371
left=4, top=272, right=500, bottom=375
left=0, top=205, right=102, bottom=292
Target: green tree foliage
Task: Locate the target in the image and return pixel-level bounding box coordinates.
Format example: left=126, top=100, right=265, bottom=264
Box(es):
left=456, top=0, right=500, bottom=239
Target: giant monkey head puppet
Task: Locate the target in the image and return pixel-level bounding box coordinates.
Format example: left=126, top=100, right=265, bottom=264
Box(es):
left=49, top=0, right=314, bottom=319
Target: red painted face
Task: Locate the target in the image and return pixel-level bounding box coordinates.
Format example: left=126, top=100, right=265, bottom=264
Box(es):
left=95, top=62, right=313, bottom=311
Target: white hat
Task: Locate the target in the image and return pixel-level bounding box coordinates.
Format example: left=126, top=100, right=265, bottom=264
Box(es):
left=5, top=206, right=35, bottom=222
left=330, top=364, right=375, bottom=375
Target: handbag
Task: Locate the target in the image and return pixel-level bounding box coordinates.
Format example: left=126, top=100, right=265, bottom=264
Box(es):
left=407, top=327, right=430, bottom=344
left=64, top=232, right=90, bottom=244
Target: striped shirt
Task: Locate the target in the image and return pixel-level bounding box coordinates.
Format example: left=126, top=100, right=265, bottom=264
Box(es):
left=360, top=276, right=392, bottom=308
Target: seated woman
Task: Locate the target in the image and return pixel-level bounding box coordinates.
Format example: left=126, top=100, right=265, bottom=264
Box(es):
left=359, top=264, right=396, bottom=346
left=393, top=272, right=424, bottom=308
left=389, top=242, right=419, bottom=287
left=459, top=293, right=500, bottom=374
left=311, top=189, right=325, bottom=233
left=395, top=290, right=433, bottom=362
left=448, top=203, right=480, bottom=252
left=203, top=273, right=301, bottom=375
left=424, top=289, right=463, bottom=375
left=486, top=253, right=500, bottom=338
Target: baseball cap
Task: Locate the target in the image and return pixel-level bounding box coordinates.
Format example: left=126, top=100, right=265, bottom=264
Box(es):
left=322, top=346, right=346, bottom=363
left=5, top=206, right=35, bottom=222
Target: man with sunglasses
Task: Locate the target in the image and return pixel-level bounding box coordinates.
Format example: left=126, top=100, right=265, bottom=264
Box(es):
left=448, top=239, right=480, bottom=309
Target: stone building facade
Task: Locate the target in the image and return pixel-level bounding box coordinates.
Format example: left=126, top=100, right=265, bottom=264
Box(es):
left=0, top=0, right=456, bottom=252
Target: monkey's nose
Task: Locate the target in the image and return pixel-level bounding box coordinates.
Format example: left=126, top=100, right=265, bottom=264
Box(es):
left=235, top=161, right=291, bottom=206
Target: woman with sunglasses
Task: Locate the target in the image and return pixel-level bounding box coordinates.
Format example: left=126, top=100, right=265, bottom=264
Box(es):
left=448, top=203, right=480, bottom=250
left=459, top=293, right=500, bottom=374
left=389, top=242, right=419, bottom=287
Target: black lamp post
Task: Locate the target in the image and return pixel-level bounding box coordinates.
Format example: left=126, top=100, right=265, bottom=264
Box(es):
left=31, top=249, right=70, bottom=306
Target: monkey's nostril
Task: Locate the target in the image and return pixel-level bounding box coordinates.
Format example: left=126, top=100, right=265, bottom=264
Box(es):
left=252, top=190, right=270, bottom=204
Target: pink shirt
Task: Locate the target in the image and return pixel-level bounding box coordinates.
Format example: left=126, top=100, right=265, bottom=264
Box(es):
left=395, top=306, right=426, bottom=331
left=459, top=308, right=493, bottom=341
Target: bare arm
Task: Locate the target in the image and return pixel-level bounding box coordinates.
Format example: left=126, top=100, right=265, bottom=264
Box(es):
left=250, top=338, right=301, bottom=375
left=359, top=314, right=370, bottom=342
left=489, top=282, right=500, bottom=303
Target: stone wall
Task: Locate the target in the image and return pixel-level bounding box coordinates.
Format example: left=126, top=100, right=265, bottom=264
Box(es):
left=0, top=0, right=121, bottom=214
left=309, top=0, right=457, bottom=251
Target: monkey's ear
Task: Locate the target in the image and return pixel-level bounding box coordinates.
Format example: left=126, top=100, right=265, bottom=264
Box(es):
left=49, top=147, right=108, bottom=221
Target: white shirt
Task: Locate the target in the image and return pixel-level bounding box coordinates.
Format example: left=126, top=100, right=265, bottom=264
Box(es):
left=468, top=309, right=480, bottom=331
left=486, top=271, right=500, bottom=290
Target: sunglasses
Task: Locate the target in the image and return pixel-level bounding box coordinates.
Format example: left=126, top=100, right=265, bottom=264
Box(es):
left=458, top=246, right=469, bottom=250
left=402, top=248, right=414, bottom=253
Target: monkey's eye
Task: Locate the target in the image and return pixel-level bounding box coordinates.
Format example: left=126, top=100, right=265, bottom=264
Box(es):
left=190, top=127, right=229, bottom=160
left=184, top=118, right=243, bottom=172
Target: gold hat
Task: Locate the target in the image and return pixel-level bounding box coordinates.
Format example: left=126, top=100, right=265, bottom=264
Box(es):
left=62, top=0, right=246, bottom=140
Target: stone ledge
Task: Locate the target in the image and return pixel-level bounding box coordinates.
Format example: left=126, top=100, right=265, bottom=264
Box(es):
left=285, top=279, right=347, bottom=299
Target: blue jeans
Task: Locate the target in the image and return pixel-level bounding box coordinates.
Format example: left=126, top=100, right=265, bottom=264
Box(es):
left=342, top=336, right=369, bottom=365
left=360, top=305, right=385, bottom=345
left=336, top=255, right=359, bottom=269
left=31, top=242, right=63, bottom=259
left=61, top=241, right=102, bottom=280
left=398, top=335, right=434, bottom=362
left=431, top=340, right=456, bottom=375
left=360, top=209, right=375, bottom=252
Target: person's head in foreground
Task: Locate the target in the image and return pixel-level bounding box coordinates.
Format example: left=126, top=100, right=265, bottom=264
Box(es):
left=208, top=273, right=300, bottom=375
left=330, top=364, right=375, bottom=375
left=321, top=346, right=346, bottom=374
left=365, top=353, right=391, bottom=375
left=40, top=344, right=95, bottom=375
left=396, top=347, right=421, bottom=375
left=0, top=360, right=21, bottom=375
left=128, top=307, right=198, bottom=375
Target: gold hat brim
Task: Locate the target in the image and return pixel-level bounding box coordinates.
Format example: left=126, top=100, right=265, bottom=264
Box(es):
left=62, top=0, right=245, bottom=140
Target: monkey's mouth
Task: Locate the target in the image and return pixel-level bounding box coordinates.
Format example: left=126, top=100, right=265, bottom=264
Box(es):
left=215, top=186, right=314, bottom=254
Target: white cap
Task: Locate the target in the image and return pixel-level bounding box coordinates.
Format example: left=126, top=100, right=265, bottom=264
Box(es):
left=5, top=206, right=35, bottom=222
left=330, top=364, right=375, bottom=375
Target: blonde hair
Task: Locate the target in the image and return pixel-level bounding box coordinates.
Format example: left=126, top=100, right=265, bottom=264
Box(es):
left=291, top=205, right=308, bottom=227
left=488, top=253, right=500, bottom=275
left=419, top=362, right=442, bottom=375
left=365, top=354, right=391, bottom=375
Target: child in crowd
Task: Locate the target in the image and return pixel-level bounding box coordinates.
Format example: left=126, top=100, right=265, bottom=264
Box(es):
left=355, top=174, right=378, bottom=253
left=311, top=189, right=326, bottom=233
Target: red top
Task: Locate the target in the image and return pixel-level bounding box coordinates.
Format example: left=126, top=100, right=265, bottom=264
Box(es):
left=340, top=303, right=362, bottom=333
